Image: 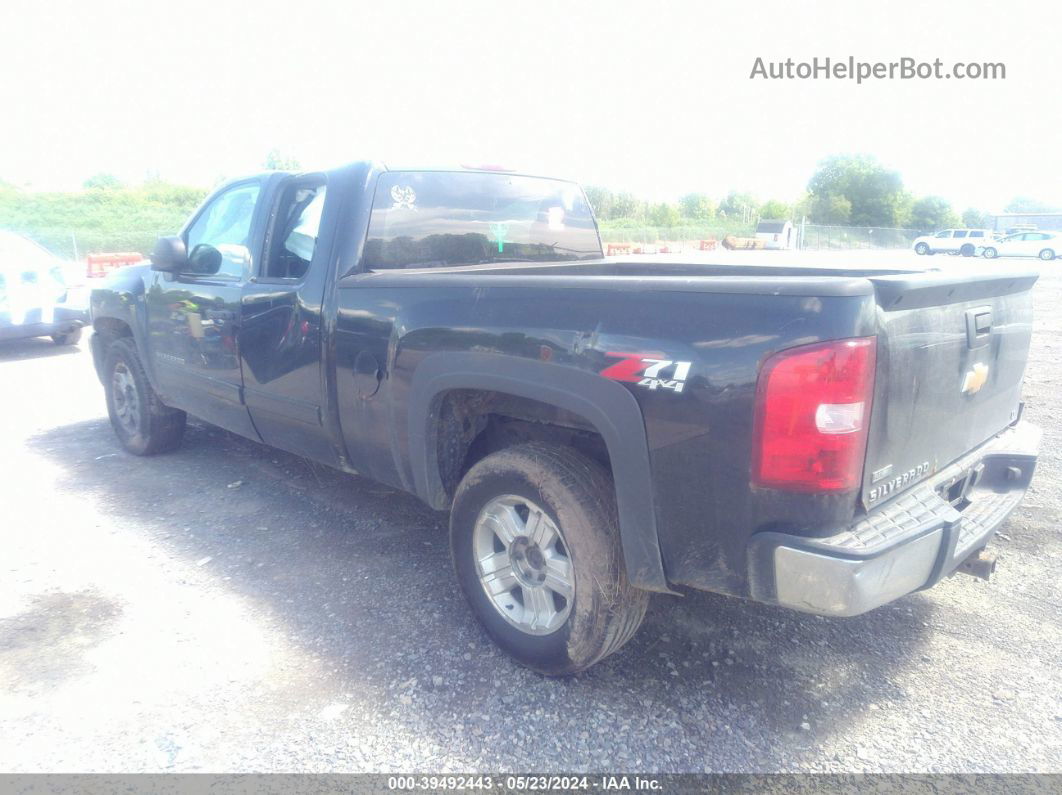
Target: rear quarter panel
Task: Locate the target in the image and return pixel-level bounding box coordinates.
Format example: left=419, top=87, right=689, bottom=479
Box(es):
left=334, top=273, right=878, bottom=596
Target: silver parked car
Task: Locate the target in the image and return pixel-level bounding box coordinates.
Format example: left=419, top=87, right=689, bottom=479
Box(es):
left=982, top=230, right=1059, bottom=261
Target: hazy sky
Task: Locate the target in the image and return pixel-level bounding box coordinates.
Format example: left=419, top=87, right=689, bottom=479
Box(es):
left=3, top=0, right=1059, bottom=212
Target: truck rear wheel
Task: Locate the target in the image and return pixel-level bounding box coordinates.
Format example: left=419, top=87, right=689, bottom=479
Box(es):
left=103, top=337, right=186, bottom=455
left=450, top=442, right=649, bottom=675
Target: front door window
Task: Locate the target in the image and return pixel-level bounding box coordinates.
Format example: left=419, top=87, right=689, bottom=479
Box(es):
left=185, top=183, right=261, bottom=279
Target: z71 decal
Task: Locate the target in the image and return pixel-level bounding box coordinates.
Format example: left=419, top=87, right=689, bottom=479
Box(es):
left=600, top=352, right=692, bottom=394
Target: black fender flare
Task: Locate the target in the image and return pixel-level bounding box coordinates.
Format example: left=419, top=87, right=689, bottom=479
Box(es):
left=89, top=271, right=159, bottom=390
left=408, top=351, right=673, bottom=593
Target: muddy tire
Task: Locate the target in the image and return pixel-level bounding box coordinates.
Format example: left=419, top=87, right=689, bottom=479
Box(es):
left=450, top=442, right=649, bottom=675
left=103, top=337, right=186, bottom=455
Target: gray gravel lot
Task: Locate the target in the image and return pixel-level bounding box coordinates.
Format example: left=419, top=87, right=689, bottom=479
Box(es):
left=0, top=254, right=1059, bottom=773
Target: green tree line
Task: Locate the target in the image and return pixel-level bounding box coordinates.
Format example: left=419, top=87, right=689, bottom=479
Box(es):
left=2, top=155, right=1057, bottom=259
left=587, top=154, right=1056, bottom=236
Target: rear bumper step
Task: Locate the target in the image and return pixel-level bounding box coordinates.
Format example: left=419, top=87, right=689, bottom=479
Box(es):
left=747, top=420, right=1040, bottom=616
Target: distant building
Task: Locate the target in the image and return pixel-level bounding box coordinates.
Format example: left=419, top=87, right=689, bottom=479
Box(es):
left=754, top=219, right=795, bottom=250
left=987, top=212, right=1062, bottom=233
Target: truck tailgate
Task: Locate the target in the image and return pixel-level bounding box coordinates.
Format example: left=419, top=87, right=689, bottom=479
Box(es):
left=861, top=268, right=1038, bottom=509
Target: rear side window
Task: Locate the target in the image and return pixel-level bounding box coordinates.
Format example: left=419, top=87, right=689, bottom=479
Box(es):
left=361, top=171, right=601, bottom=270
left=263, top=181, right=326, bottom=279
left=969, top=231, right=984, bottom=238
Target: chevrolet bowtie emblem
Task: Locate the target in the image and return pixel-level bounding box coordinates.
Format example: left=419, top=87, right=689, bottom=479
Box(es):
left=962, top=362, right=990, bottom=395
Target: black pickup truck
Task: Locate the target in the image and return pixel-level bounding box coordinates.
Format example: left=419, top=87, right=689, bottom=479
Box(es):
left=89, top=162, right=1041, bottom=674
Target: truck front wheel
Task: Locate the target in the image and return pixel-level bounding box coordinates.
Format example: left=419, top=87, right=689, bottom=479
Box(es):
left=450, top=442, right=649, bottom=675
left=103, top=337, right=186, bottom=455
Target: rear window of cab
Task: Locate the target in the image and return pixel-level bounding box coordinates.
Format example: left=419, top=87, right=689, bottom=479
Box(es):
left=361, top=171, right=602, bottom=270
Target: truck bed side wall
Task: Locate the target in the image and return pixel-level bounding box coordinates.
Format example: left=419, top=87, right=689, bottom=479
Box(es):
left=333, top=273, right=877, bottom=596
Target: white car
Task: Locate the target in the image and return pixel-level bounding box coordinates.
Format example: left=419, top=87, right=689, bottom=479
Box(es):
left=982, top=231, right=1059, bottom=261
left=0, top=232, right=87, bottom=345
left=912, top=228, right=997, bottom=257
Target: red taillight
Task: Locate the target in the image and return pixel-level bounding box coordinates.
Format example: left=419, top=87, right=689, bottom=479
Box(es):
left=752, top=337, right=876, bottom=492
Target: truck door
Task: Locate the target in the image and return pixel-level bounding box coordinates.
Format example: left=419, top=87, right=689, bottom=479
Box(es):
left=238, top=175, right=337, bottom=465
left=147, top=178, right=264, bottom=440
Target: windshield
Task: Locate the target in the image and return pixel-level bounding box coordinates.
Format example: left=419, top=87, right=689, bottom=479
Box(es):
left=0, top=232, right=57, bottom=267
left=0, top=233, right=65, bottom=294
left=361, top=171, right=602, bottom=270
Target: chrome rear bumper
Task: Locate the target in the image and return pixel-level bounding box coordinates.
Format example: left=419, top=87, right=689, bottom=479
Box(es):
left=747, top=420, right=1040, bottom=617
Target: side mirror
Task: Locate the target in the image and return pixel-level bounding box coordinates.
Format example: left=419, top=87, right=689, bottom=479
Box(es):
left=150, top=236, right=187, bottom=272
left=187, top=244, right=223, bottom=276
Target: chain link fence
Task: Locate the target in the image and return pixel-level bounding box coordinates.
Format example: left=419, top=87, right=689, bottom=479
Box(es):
left=12, top=222, right=923, bottom=265
left=16, top=228, right=167, bottom=261
left=599, top=223, right=922, bottom=253
left=798, top=224, right=921, bottom=250
left=598, top=223, right=753, bottom=252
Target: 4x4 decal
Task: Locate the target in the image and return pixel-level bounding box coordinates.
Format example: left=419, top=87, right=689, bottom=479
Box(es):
left=600, top=353, right=692, bottom=393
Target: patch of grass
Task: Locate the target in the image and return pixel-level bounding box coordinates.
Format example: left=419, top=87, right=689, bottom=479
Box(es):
left=0, top=184, right=207, bottom=258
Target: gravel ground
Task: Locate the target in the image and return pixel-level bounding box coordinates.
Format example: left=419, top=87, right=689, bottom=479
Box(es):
left=0, top=254, right=1060, bottom=773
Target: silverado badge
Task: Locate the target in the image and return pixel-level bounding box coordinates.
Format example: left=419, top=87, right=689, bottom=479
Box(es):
left=961, top=362, right=989, bottom=395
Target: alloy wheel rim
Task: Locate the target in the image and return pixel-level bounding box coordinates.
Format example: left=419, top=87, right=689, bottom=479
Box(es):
left=472, top=495, right=574, bottom=635
left=111, top=363, right=140, bottom=433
